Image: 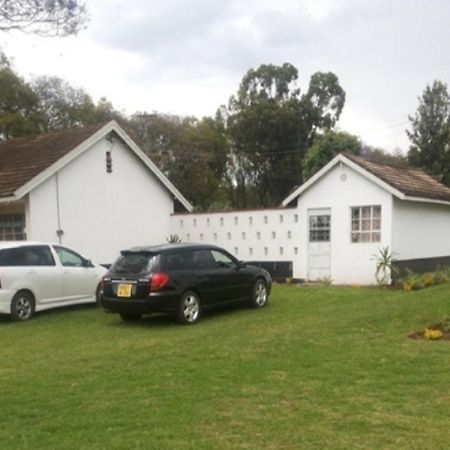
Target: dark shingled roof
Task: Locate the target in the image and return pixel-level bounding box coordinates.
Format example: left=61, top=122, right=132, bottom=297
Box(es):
left=344, top=153, right=450, bottom=203
left=0, top=123, right=106, bottom=198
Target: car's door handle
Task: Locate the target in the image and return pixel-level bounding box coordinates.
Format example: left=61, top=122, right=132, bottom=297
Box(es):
left=27, top=270, right=37, bottom=275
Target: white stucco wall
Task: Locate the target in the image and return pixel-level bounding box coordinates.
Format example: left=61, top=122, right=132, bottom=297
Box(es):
left=171, top=163, right=395, bottom=284
left=391, top=198, right=450, bottom=260
left=171, top=207, right=299, bottom=269
left=28, top=136, right=174, bottom=264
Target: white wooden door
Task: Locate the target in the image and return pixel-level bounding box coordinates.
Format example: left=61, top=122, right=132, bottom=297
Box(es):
left=307, top=209, right=331, bottom=280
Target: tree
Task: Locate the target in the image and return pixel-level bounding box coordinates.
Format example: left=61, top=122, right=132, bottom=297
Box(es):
left=0, top=53, right=40, bottom=139
left=407, top=80, right=450, bottom=185
left=302, top=131, right=361, bottom=180
left=220, top=63, right=346, bottom=208
left=31, top=76, right=119, bottom=131
left=0, top=0, right=88, bottom=36
left=126, top=113, right=229, bottom=210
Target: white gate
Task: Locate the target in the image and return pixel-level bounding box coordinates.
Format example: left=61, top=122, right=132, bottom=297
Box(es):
left=307, top=208, right=331, bottom=280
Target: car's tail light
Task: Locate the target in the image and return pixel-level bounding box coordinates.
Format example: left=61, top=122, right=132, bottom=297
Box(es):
left=150, top=272, right=169, bottom=291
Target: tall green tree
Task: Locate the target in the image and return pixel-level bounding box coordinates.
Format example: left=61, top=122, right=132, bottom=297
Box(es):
left=0, top=0, right=88, bottom=36
left=302, top=131, right=361, bottom=180
left=126, top=113, right=229, bottom=210
left=407, top=80, right=450, bottom=185
left=32, top=76, right=118, bottom=131
left=220, top=63, right=346, bottom=208
left=0, top=53, right=40, bottom=139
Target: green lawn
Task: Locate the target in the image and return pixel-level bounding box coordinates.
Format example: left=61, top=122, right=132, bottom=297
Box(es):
left=1, top=284, right=450, bottom=449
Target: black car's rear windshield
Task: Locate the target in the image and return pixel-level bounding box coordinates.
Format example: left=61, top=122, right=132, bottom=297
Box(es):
left=110, top=252, right=157, bottom=274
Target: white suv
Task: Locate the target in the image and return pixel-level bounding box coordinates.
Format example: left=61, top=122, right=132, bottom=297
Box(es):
left=0, top=242, right=107, bottom=321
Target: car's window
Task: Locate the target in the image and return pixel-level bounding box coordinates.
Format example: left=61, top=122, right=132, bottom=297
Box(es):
left=0, top=246, right=55, bottom=266
left=192, top=250, right=216, bottom=269
left=111, top=252, right=156, bottom=274
left=211, top=250, right=236, bottom=268
left=54, top=246, right=84, bottom=267
left=162, top=251, right=194, bottom=271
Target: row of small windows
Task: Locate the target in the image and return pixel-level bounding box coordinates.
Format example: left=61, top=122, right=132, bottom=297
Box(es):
left=231, top=246, right=298, bottom=256
left=186, top=230, right=293, bottom=241
left=181, top=214, right=299, bottom=228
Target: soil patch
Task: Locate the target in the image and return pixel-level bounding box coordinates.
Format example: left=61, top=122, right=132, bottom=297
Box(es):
left=408, top=321, right=450, bottom=340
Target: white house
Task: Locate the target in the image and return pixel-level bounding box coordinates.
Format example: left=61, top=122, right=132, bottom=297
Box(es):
left=171, top=153, right=450, bottom=284
left=0, top=121, right=192, bottom=264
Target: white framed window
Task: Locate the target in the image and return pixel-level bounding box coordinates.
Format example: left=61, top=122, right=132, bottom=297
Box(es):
left=187, top=233, right=191, bottom=241
left=0, top=214, right=26, bottom=241
left=220, top=217, right=224, bottom=226
left=242, top=232, right=246, bottom=240
left=234, top=216, right=238, bottom=225
left=180, top=219, right=183, bottom=227
left=279, top=215, right=284, bottom=223
left=249, top=247, right=253, bottom=256
left=193, top=219, right=197, bottom=227
left=227, top=232, right=231, bottom=240
left=309, top=215, right=330, bottom=242
left=264, top=215, right=268, bottom=224
left=207, top=218, right=210, bottom=226
left=351, top=205, right=381, bottom=243
left=264, top=247, right=268, bottom=256
left=287, top=230, right=292, bottom=239
left=294, top=247, right=298, bottom=255
left=272, top=231, right=276, bottom=239
left=213, top=233, right=217, bottom=242
left=234, top=247, right=238, bottom=255
left=279, top=247, right=284, bottom=255
left=199, top=233, right=204, bottom=241
left=256, top=231, right=261, bottom=240
left=294, top=214, right=298, bottom=223
left=249, top=217, right=253, bottom=225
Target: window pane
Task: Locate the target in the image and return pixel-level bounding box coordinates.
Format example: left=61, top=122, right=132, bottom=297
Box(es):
left=372, top=219, right=381, bottom=230
left=351, top=208, right=360, bottom=219
left=362, top=207, right=371, bottom=218
left=373, top=206, right=381, bottom=218
left=371, top=232, right=381, bottom=242
left=351, top=233, right=360, bottom=243
left=361, top=233, right=371, bottom=242
left=361, top=219, right=371, bottom=231
left=351, top=220, right=360, bottom=231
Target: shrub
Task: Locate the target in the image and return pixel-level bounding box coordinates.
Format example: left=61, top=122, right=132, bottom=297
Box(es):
left=397, top=266, right=450, bottom=292
left=424, top=328, right=443, bottom=340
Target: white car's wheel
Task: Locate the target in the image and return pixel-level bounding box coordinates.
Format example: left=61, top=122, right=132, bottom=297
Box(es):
left=11, top=291, right=35, bottom=321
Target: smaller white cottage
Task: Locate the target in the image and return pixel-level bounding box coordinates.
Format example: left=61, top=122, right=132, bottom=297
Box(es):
left=0, top=121, right=192, bottom=264
left=171, top=153, right=450, bottom=284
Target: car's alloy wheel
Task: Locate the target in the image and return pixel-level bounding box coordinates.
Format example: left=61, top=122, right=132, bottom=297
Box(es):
left=252, top=279, right=268, bottom=308
left=178, top=291, right=201, bottom=324
left=11, top=291, right=35, bottom=321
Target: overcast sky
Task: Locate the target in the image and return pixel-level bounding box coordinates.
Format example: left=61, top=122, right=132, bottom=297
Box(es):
left=1, top=0, right=449, bottom=153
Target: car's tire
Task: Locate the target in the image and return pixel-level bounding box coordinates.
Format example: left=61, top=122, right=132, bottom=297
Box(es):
left=250, top=279, right=268, bottom=308
left=176, top=291, right=201, bottom=325
left=11, top=291, right=35, bottom=321
left=119, top=312, right=142, bottom=322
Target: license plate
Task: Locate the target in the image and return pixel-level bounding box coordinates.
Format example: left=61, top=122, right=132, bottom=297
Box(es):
left=117, top=284, right=132, bottom=298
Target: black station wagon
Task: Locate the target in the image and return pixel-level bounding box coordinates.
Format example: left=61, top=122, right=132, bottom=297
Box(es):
left=101, top=243, right=271, bottom=324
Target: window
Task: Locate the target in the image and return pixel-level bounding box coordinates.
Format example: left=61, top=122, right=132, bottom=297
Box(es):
left=249, top=217, right=253, bottom=225
left=162, top=252, right=193, bottom=271
left=220, top=217, right=224, bottom=226
left=249, top=247, right=253, bottom=256
left=0, top=214, right=26, bottom=241
left=192, top=250, right=215, bottom=269
left=279, top=215, right=284, bottom=223
left=187, top=233, right=191, bottom=241
left=110, top=252, right=157, bottom=274
left=264, top=247, right=268, bottom=256
left=234, top=247, right=238, bottom=255
left=294, top=247, right=298, bottom=255
left=199, top=233, right=204, bottom=241
left=309, top=215, right=331, bottom=242
left=264, top=216, right=268, bottom=224
left=351, top=206, right=381, bottom=243
left=242, top=232, right=246, bottom=240
left=207, top=218, right=210, bottom=226
left=256, top=231, right=261, bottom=240
left=106, top=151, right=113, bottom=173
left=193, top=219, right=197, bottom=227
left=279, top=247, right=284, bottom=256
left=180, top=219, right=183, bottom=228
left=234, top=216, right=238, bottom=225
left=211, top=250, right=236, bottom=268
left=54, top=246, right=85, bottom=267
left=213, top=233, right=217, bottom=242
left=272, top=231, right=276, bottom=239
left=287, top=230, right=292, bottom=239
left=0, top=245, right=55, bottom=266
left=294, top=214, right=298, bottom=223
left=227, top=232, right=231, bottom=240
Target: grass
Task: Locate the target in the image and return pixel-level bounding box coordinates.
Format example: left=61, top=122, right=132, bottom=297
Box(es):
left=1, top=284, right=450, bottom=449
